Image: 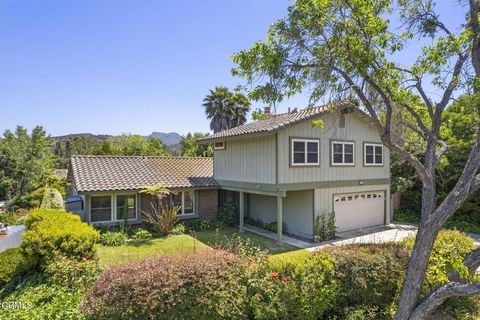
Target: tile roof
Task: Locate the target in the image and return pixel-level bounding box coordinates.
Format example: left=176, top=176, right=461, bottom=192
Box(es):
left=200, top=101, right=356, bottom=141
left=69, top=156, right=217, bottom=192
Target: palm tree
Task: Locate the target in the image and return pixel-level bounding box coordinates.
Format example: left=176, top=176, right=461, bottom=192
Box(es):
left=203, top=87, right=251, bottom=133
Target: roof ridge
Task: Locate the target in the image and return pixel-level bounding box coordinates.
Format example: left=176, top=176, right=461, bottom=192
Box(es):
left=70, top=155, right=213, bottom=159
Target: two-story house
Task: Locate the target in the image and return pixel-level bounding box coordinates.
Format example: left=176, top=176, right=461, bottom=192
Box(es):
left=200, top=101, right=391, bottom=240
left=67, top=101, right=390, bottom=241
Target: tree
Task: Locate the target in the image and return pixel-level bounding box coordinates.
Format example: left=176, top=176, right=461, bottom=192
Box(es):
left=181, top=133, right=213, bottom=157
left=96, top=135, right=170, bottom=156
left=203, top=87, right=251, bottom=133
left=53, top=135, right=102, bottom=168
left=231, top=0, right=480, bottom=319
left=0, top=126, right=57, bottom=202
left=251, top=108, right=270, bottom=121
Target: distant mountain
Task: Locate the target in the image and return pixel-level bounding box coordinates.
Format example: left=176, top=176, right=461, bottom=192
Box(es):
left=53, top=132, right=183, bottom=147
left=147, top=132, right=182, bottom=146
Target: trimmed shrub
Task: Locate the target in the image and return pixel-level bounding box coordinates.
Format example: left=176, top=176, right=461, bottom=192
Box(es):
left=218, top=203, right=238, bottom=226
left=0, top=248, right=35, bottom=289
left=131, top=229, right=152, bottom=242
left=100, top=232, right=126, bottom=246
left=182, top=219, right=224, bottom=232
left=40, top=187, right=64, bottom=210
left=314, top=212, right=336, bottom=242
left=325, top=243, right=410, bottom=317
left=21, top=208, right=99, bottom=266
left=171, top=223, right=186, bottom=235
left=45, top=255, right=99, bottom=289
left=83, top=250, right=247, bottom=320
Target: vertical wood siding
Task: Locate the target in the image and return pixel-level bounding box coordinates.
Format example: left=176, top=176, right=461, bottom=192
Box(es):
left=277, top=112, right=390, bottom=184
left=214, top=135, right=276, bottom=184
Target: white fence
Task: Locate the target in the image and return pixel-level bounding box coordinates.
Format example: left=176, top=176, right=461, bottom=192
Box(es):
left=0, top=225, right=25, bottom=253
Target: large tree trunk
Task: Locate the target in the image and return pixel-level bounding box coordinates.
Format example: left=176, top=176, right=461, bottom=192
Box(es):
left=395, top=185, right=439, bottom=320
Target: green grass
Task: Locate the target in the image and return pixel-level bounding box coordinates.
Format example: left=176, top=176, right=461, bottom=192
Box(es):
left=97, top=227, right=301, bottom=268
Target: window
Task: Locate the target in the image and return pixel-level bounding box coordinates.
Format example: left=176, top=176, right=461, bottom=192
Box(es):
left=168, top=191, right=195, bottom=216
left=116, top=194, right=136, bottom=220
left=364, top=143, right=383, bottom=166
left=331, top=141, right=355, bottom=165
left=291, top=138, right=320, bottom=166
left=90, top=196, right=112, bottom=222
left=214, top=141, right=225, bottom=150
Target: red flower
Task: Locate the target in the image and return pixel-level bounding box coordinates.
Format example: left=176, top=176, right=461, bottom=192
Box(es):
left=248, top=258, right=257, bottom=263
left=272, top=272, right=279, bottom=279
left=282, top=278, right=289, bottom=283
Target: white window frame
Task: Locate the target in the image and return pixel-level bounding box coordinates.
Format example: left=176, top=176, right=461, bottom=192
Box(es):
left=170, top=190, right=196, bottom=217
left=364, top=143, right=384, bottom=166
left=89, top=193, right=138, bottom=223
left=114, top=193, right=138, bottom=222
left=89, top=194, right=113, bottom=223
left=291, top=138, right=320, bottom=166
left=214, top=141, right=226, bottom=150
left=331, top=141, right=355, bottom=166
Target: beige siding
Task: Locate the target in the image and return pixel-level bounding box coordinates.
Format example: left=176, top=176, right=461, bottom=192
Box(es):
left=214, top=135, right=276, bottom=184
left=314, top=183, right=391, bottom=224
left=277, top=112, right=390, bottom=184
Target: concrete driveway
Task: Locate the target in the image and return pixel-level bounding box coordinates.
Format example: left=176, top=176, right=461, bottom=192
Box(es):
left=306, top=223, right=418, bottom=252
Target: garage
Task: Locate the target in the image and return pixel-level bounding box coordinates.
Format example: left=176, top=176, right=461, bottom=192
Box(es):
left=333, top=191, right=385, bottom=232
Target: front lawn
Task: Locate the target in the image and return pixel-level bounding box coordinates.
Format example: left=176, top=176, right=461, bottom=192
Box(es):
left=97, top=227, right=299, bottom=268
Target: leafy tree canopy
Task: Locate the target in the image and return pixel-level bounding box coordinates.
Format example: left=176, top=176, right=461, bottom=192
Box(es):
left=181, top=133, right=213, bottom=157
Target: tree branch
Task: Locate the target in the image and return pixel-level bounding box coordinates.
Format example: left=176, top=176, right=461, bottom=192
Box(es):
left=415, top=81, right=434, bottom=119
left=410, top=282, right=480, bottom=320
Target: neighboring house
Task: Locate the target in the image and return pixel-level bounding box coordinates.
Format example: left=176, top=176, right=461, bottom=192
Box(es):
left=200, top=101, right=391, bottom=240
left=67, top=156, right=219, bottom=224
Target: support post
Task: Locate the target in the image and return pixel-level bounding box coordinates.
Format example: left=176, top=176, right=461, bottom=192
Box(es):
left=277, top=196, right=283, bottom=241
left=385, top=187, right=391, bottom=225
left=239, top=191, right=244, bottom=232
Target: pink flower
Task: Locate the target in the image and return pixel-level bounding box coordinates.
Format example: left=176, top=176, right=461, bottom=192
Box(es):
left=281, top=278, right=289, bottom=284
left=272, top=272, right=279, bottom=279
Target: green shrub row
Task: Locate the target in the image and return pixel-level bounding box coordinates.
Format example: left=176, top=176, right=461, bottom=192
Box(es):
left=21, top=208, right=100, bottom=266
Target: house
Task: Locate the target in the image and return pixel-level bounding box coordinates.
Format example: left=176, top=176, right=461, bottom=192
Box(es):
left=67, top=156, right=219, bottom=224
left=67, top=101, right=391, bottom=241
left=199, top=101, right=391, bottom=240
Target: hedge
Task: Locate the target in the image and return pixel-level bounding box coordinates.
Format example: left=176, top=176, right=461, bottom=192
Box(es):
left=21, top=209, right=99, bottom=266
left=0, top=248, right=35, bottom=289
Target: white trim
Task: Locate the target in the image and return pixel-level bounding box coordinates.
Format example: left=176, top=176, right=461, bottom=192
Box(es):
left=291, top=138, right=320, bottom=166
left=176, top=190, right=196, bottom=216
left=88, top=192, right=138, bottom=223
left=214, top=141, right=226, bottom=150
left=114, top=193, right=138, bottom=222
left=364, top=143, right=384, bottom=166
left=331, top=141, right=355, bottom=166
left=89, top=194, right=114, bottom=223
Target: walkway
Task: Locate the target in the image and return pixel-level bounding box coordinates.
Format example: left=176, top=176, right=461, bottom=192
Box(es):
left=243, top=223, right=418, bottom=250
left=0, top=225, right=26, bottom=253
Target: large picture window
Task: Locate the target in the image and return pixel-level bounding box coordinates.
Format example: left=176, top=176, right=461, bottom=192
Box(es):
left=291, top=138, right=320, bottom=166
left=90, top=196, right=112, bottom=222
left=331, top=141, right=355, bottom=165
left=116, top=194, right=137, bottom=220
left=364, top=143, right=383, bottom=166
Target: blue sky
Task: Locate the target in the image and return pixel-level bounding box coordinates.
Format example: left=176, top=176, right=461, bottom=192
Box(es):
left=0, top=0, right=465, bottom=136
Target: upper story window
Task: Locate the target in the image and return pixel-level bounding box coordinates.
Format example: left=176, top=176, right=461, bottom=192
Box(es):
left=214, top=141, right=226, bottom=150
left=291, top=138, right=320, bottom=166
left=364, top=143, right=383, bottom=166
left=331, top=141, right=355, bottom=166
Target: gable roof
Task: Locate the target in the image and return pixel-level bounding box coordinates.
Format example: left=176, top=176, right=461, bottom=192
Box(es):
left=69, top=156, right=217, bottom=192
left=199, top=100, right=357, bottom=142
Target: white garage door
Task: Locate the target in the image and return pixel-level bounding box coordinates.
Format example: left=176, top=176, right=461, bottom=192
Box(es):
left=334, top=191, right=385, bottom=232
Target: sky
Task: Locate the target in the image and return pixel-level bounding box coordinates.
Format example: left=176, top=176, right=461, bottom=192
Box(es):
left=0, top=0, right=466, bottom=137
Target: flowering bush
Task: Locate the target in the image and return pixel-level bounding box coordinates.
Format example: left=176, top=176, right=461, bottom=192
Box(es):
left=83, top=250, right=248, bottom=319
